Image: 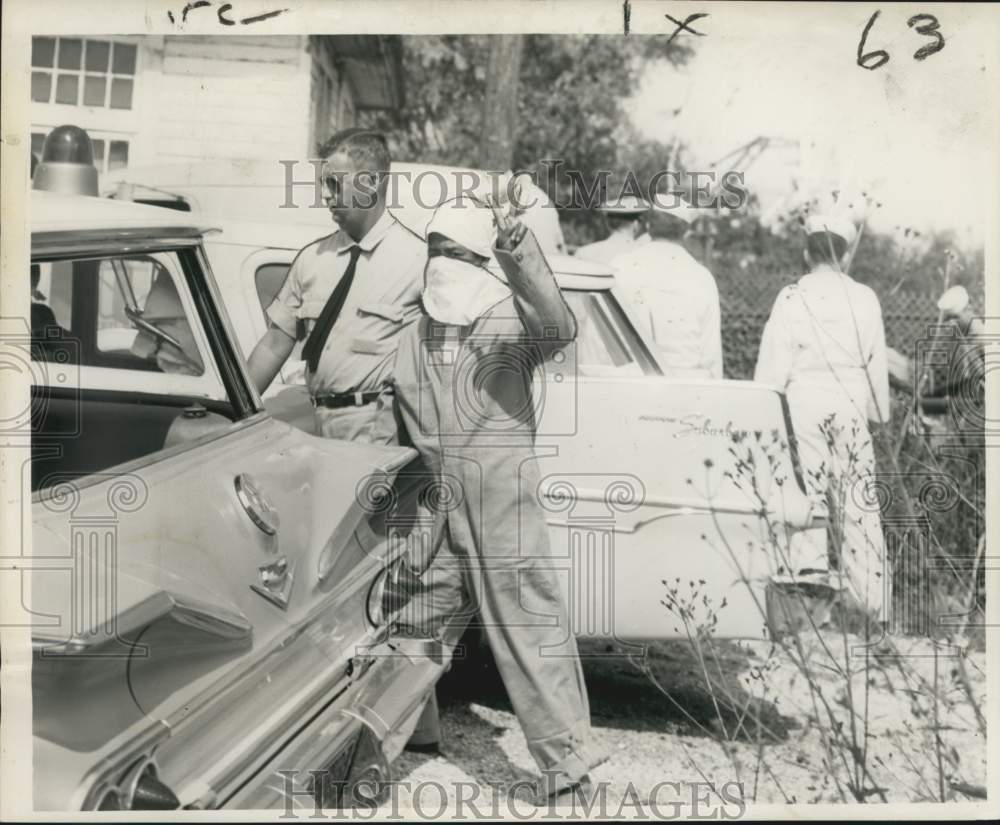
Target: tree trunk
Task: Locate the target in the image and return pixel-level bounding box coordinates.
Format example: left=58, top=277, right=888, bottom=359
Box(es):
left=479, top=35, right=524, bottom=170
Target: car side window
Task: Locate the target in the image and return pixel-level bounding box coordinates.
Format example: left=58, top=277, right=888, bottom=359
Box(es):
left=254, top=261, right=306, bottom=386
left=33, top=252, right=209, bottom=378
left=562, top=291, right=644, bottom=376
left=31, top=249, right=237, bottom=492
left=255, top=262, right=290, bottom=314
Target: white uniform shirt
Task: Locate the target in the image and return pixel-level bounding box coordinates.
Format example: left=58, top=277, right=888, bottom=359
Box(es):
left=267, top=209, right=425, bottom=395
left=575, top=228, right=651, bottom=265
left=612, top=240, right=723, bottom=379
left=754, top=264, right=889, bottom=423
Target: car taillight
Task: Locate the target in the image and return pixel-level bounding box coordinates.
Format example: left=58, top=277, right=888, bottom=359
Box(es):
left=88, top=756, right=180, bottom=811
left=129, top=765, right=180, bottom=810
left=365, top=560, right=418, bottom=628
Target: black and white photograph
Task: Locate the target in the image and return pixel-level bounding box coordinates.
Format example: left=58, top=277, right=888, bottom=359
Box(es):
left=0, top=0, right=996, bottom=818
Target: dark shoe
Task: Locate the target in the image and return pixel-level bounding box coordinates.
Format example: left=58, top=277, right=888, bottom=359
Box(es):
left=531, top=775, right=594, bottom=807
left=403, top=740, right=442, bottom=756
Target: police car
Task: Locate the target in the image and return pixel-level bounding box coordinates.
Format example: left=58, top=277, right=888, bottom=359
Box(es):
left=27, top=131, right=831, bottom=809
left=26, top=127, right=456, bottom=811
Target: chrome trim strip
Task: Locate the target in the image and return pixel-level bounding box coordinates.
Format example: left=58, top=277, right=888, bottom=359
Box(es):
left=540, top=485, right=763, bottom=517
left=32, top=230, right=203, bottom=257
left=220, top=649, right=448, bottom=809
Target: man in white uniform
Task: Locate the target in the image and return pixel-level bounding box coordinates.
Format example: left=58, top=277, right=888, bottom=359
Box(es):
left=575, top=194, right=650, bottom=264
left=612, top=202, right=723, bottom=378
left=754, top=213, right=889, bottom=620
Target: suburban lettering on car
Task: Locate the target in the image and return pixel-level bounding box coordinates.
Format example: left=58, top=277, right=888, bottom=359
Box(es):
left=638, top=413, right=750, bottom=440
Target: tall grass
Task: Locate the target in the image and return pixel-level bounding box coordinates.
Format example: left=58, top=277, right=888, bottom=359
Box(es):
left=648, top=224, right=986, bottom=803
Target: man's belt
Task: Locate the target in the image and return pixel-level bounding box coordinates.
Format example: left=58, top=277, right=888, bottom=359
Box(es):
left=310, top=391, right=382, bottom=409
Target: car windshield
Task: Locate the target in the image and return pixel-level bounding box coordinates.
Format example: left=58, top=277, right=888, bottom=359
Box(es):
left=562, top=290, right=648, bottom=377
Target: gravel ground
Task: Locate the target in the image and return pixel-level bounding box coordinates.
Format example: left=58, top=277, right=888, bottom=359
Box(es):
left=374, top=631, right=987, bottom=815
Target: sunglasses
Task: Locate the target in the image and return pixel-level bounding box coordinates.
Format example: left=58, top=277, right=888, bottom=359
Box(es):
left=322, top=175, right=343, bottom=195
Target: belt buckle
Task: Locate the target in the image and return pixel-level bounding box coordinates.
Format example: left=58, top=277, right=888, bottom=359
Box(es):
left=354, top=391, right=364, bottom=407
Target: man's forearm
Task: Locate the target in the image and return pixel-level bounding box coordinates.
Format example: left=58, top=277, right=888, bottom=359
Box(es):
left=493, top=225, right=577, bottom=344
left=248, top=326, right=295, bottom=393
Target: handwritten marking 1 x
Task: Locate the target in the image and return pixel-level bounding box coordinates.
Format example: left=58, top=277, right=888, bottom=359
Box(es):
left=664, top=13, right=709, bottom=45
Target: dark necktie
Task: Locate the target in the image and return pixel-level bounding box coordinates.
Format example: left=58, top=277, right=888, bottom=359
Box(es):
left=301, top=245, right=363, bottom=373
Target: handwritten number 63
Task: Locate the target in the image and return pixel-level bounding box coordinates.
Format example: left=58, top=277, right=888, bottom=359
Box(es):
left=857, top=10, right=946, bottom=71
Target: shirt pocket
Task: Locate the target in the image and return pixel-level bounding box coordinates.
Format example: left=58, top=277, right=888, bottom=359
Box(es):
left=350, top=301, right=407, bottom=355
left=296, top=299, right=328, bottom=339
left=356, top=301, right=405, bottom=324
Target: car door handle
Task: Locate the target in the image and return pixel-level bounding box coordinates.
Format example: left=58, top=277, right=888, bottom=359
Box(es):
left=251, top=556, right=295, bottom=610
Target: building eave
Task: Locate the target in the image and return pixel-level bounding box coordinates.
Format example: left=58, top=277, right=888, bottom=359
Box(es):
left=319, top=35, right=404, bottom=112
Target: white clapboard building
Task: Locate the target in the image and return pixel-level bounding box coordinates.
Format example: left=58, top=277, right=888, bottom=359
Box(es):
left=29, top=35, right=404, bottom=173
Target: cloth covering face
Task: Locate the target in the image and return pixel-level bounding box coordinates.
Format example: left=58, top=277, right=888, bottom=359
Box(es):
left=421, top=256, right=511, bottom=326
left=421, top=198, right=513, bottom=326
left=754, top=263, right=890, bottom=616
left=611, top=239, right=723, bottom=379
left=390, top=227, right=605, bottom=787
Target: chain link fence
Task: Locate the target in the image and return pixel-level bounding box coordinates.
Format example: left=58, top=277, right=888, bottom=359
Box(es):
left=719, top=278, right=980, bottom=380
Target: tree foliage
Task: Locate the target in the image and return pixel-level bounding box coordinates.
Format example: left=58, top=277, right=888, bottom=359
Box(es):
left=361, top=34, right=692, bottom=240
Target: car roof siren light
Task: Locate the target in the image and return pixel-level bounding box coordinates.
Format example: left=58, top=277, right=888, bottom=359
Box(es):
left=32, top=125, right=99, bottom=196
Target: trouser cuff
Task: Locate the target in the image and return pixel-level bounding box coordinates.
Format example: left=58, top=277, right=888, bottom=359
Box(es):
left=529, top=725, right=608, bottom=789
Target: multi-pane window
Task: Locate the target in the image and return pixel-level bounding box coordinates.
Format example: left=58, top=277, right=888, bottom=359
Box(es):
left=31, top=130, right=129, bottom=174
left=31, top=37, right=136, bottom=109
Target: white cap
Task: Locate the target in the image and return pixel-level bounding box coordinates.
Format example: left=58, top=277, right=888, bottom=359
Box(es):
left=937, top=285, right=970, bottom=315
left=597, top=194, right=650, bottom=215
left=805, top=212, right=858, bottom=246
left=426, top=197, right=497, bottom=259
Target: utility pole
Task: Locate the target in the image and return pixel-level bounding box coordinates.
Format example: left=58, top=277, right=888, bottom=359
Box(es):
left=479, top=35, right=524, bottom=170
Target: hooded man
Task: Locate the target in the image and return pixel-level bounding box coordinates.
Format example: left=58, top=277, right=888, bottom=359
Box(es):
left=754, top=212, right=889, bottom=621
left=611, top=201, right=723, bottom=379
left=388, top=196, right=605, bottom=802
